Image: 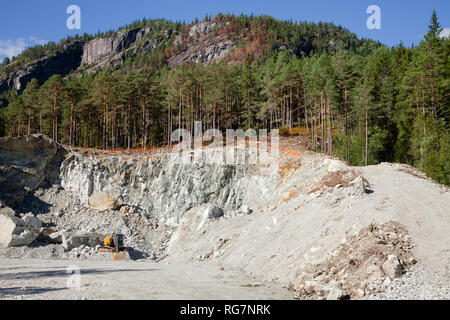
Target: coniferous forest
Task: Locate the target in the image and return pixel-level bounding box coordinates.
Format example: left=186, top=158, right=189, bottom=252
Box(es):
left=0, top=13, right=448, bottom=185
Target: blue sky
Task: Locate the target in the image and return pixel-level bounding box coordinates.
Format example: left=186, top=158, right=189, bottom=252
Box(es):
left=0, top=0, right=449, bottom=61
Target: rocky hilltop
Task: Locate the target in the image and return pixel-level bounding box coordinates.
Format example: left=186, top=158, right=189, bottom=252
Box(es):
left=0, top=42, right=84, bottom=93
left=0, top=16, right=370, bottom=95
left=0, top=21, right=234, bottom=93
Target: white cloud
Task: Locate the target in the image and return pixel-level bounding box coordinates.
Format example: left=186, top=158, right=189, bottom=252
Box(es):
left=440, top=27, right=450, bottom=39
left=0, top=37, right=48, bottom=61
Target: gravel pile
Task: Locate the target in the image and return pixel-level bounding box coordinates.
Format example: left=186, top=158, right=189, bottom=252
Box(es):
left=366, top=265, right=450, bottom=300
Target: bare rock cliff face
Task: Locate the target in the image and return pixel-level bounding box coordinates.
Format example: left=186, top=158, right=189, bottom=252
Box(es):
left=0, top=42, right=84, bottom=93
left=81, top=28, right=150, bottom=66
left=0, top=22, right=234, bottom=95
left=60, top=151, right=277, bottom=225
left=0, top=135, right=67, bottom=207
left=0, top=28, right=153, bottom=94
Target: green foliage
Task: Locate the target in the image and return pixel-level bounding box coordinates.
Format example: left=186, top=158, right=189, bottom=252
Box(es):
left=0, top=12, right=448, bottom=185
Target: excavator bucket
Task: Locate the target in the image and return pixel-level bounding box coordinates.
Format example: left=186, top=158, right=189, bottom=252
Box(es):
left=112, top=251, right=129, bottom=261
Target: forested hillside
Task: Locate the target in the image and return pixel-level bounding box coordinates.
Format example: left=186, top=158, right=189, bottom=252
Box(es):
left=0, top=12, right=448, bottom=185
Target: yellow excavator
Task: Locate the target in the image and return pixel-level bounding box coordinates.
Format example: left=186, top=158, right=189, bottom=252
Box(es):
left=98, top=233, right=129, bottom=260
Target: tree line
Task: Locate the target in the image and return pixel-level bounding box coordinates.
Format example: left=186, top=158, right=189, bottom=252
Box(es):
left=0, top=12, right=448, bottom=185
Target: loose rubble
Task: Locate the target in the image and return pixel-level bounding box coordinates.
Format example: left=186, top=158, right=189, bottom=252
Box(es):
left=293, top=222, right=416, bottom=299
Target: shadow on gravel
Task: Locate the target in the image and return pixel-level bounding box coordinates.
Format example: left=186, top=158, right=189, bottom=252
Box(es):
left=128, top=248, right=150, bottom=260
left=17, top=194, right=53, bottom=215
left=0, top=286, right=66, bottom=296
left=0, top=268, right=158, bottom=280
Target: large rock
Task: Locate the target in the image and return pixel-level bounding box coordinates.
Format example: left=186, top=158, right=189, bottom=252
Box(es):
left=22, top=215, right=43, bottom=228
left=61, top=231, right=104, bottom=251
left=0, top=213, right=39, bottom=247
left=0, top=207, right=16, bottom=216
left=382, top=255, right=404, bottom=279
left=349, top=176, right=370, bottom=194
left=88, top=192, right=118, bottom=211
left=0, top=134, right=67, bottom=207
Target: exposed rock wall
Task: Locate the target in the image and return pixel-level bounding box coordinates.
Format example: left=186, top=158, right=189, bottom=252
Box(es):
left=0, top=21, right=234, bottom=95
left=81, top=28, right=149, bottom=66
left=60, top=151, right=277, bottom=224
left=0, top=28, right=153, bottom=94
left=0, top=135, right=67, bottom=207
left=0, top=42, right=84, bottom=93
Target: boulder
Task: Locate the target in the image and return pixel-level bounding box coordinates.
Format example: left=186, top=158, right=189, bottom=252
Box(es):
left=0, top=207, right=16, bottom=216
left=22, top=215, right=43, bottom=228
left=61, top=231, right=104, bottom=251
left=349, top=176, right=370, bottom=194
left=0, top=213, right=39, bottom=247
left=382, top=255, right=403, bottom=279
left=88, top=192, right=118, bottom=211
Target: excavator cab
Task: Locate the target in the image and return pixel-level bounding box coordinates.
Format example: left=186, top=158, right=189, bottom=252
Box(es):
left=114, top=233, right=124, bottom=252
left=99, top=233, right=128, bottom=260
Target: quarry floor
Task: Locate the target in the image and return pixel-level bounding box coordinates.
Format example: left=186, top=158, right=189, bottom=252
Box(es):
left=0, top=258, right=293, bottom=300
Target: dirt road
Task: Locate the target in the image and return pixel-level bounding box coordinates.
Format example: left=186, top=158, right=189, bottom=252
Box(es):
left=0, top=258, right=293, bottom=300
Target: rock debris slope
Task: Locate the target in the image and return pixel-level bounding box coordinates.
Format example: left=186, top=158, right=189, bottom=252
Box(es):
left=0, top=135, right=449, bottom=300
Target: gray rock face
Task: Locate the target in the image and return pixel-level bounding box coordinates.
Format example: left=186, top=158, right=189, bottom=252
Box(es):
left=167, top=21, right=236, bottom=68
left=0, top=41, right=84, bottom=94
left=0, top=22, right=232, bottom=96
left=81, top=28, right=150, bottom=66
left=0, top=28, right=155, bottom=95
left=0, top=134, right=67, bottom=207
left=60, top=151, right=276, bottom=224
left=189, top=40, right=236, bottom=64
left=167, top=204, right=224, bottom=253
left=0, top=213, right=39, bottom=247
left=188, top=21, right=219, bottom=37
